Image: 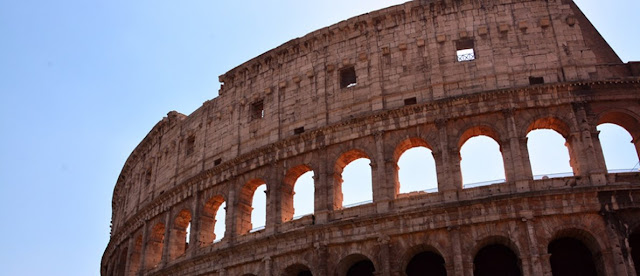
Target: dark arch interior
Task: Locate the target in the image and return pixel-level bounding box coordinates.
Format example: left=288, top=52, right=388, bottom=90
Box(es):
left=630, top=231, right=640, bottom=276
left=347, top=260, right=375, bottom=276
left=406, top=251, right=447, bottom=276
left=548, top=237, right=598, bottom=276
left=297, top=270, right=312, bottom=276
left=473, top=244, right=521, bottom=276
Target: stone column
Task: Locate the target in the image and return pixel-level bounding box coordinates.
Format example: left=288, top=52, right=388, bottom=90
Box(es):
left=503, top=109, right=534, bottom=183
left=450, top=229, right=465, bottom=276
left=314, top=242, right=329, bottom=276
left=123, top=236, right=134, bottom=276
left=565, top=103, right=607, bottom=185
left=524, top=219, right=543, bottom=276
left=263, top=256, right=273, bottom=276
left=225, top=183, right=237, bottom=244
left=377, top=235, right=391, bottom=276
left=265, top=162, right=281, bottom=235
left=138, top=221, right=149, bottom=274
left=314, top=147, right=331, bottom=224
left=188, top=193, right=201, bottom=257
left=372, top=131, right=393, bottom=213
left=160, top=211, right=172, bottom=267
left=435, top=119, right=461, bottom=202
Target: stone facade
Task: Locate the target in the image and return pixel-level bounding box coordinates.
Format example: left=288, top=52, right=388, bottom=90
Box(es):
left=102, top=0, right=640, bottom=275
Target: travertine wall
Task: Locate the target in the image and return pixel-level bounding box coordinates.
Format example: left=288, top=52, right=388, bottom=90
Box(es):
left=103, top=0, right=640, bottom=275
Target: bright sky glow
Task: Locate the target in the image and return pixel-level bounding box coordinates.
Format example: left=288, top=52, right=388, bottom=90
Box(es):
left=214, top=202, right=226, bottom=242
left=527, top=129, right=574, bottom=177
left=251, top=184, right=267, bottom=231
left=398, top=147, right=438, bottom=193
left=0, top=1, right=637, bottom=275
left=342, top=158, right=373, bottom=207
left=460, top=136, right=507, bottom=185
left=293, top=171, right=315, bottom=218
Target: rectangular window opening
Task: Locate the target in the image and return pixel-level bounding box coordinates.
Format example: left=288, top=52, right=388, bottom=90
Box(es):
left=294, top=127, right=305, bottom=135
left=144, top=169, right=152, bottom=185
left=185, top=135, right=195, bottom=156
left=529, top=76, right=545, bottom=85
left=251, top=100, right=265, bottom=120
left=340, top=66, right=357, bottom=88
left=456, top=39, right=475, bottom=62
left=214, top=158, right=222, bottom=166
left=404, top=97, right=417, bottom=106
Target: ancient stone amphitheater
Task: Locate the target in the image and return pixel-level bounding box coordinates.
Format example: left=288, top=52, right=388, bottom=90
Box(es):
left=102, top=0, right=640, bottom=275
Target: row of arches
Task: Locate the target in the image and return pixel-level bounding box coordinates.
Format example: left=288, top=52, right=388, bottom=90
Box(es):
left=239, top=228, right=640, bottom=276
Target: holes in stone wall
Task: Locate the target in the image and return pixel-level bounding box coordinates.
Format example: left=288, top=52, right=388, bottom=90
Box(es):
left=250, top=184, right=267, bottom=232
left=460, top=135, right=506, bottom=187
left=406, top=251, right=447, bottom=276
left=473, top=244, right=521, bottom=276
left=214, top=158, right=222, bottom=166
left=527, top=129, right=574, bottom=179
left=145, top=223, right=165, bottom=269
left=294, top=127, right=305, bottom=135
left=404, top=97, right=417, bottom=106
left=398, top=147, right=438, bottom=194
left=340, top=66, right=357, bottom=88
left=144, top=168, right=152, bottom=186
left=597, top=123, right=640, bottom=172
left=293, top=171, right=314, bottom=219
left=201, top=196, right=226, bottom=244
left=456, top=39, right=475, bottom=62
left=251, top=100, right=265, bottom=120
left=185, top=135, right=195, bottom=156
left=169, top=209, right=192, bottom=261
left=548, top=238, right=598, bottom=276
left=529, top=76, right=545, bottom=85
left=341, top=158, right=373, bottom=208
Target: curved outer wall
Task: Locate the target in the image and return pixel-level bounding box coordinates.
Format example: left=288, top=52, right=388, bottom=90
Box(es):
left=103, top=0, right=640, bottom=275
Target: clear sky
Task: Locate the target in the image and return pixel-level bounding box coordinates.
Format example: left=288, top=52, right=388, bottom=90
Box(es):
left=0, top=1, right=638, bottom=275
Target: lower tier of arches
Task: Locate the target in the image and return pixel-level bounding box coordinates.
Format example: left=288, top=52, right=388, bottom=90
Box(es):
left=105, top=183, right=640, bottom=276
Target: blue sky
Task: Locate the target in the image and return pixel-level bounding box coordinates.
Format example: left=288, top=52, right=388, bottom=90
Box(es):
left=0, top=1, right=638, bottom=275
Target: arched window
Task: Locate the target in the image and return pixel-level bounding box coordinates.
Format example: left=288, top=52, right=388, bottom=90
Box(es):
left=200, top=196, right=226, bottom=244
left=395, top=138, right=438, bottom=194
left=527, top=129, right=574, bottom=179
left=251, top=184, right=267, bottom=232
left=282, top=165, right=315, bottom=222
left=342, top=158, right=373, bottom=207
left=473, top=244, right=521, bottom=276
left=144, top=223, right=165, bottom=269
left=460, top=135, right=506, bottom=187
left=169, top=209, right=191, bottom=261
left=597, top=123, right=640, bottom=172
left=337, top=254, right=376, bottom=276
left=406, top=251, right=446, bottom=276
left=548, top=237, right=598, bottom=276
left=128, top=235, right=142, bottom=276
left=334, top=150, right=373, bottom=209
left=237, top=179, right=268, bottom=234
left=283, top=264, right=313, bottom=276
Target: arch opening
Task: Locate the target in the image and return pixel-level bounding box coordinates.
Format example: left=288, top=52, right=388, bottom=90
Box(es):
left=548, top=237, right=599, bottom=276
left=115, top=248, right=127, bottom=276
left=527, top=129, right=574, bottom=179
left=250, top=184, right=267, bottom=232
left=169, top=209, right=192, bottom=261
left=237, top=179, right=268, bottom=234
left=282, top=165, right=315, bottom=222
left=460, top=135, right=506, bottom=187
left=334, top=150, right=373, bottom=209
left=397, top=145, right=438, bottom=194
left=200, top=196, right=226, bottom=244
left=597, top=123, right=640, bottom=172
left=144, top=223, right=165, bottom=269
left=630, top=229, right=640, bottom=276
left=283, top=263, right=313, bottom=276
left=473, top=244, right=521, bottom=276
left=347, top=260, right=375, bottom=276
left=128, top=235, right=142, bottom=276
left=405, top=251, right=446, bottom=276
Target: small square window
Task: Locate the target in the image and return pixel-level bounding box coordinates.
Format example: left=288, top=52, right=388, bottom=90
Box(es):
left=185, top=135, right=195, bottom=156
left=404, top=97, right=417, bottom=106
left=294, top=127, right=305, bottom=135
left=456, top=39, right=475, bottom=62
left=340, top=66, right=357, bottom=88
left=529, top=76, right=544, bottom=85
left=144, top=169, right=152, bottom=185
left=251, top=100, right=265, bottom=120
left=214, top=158, right=222, bottom=166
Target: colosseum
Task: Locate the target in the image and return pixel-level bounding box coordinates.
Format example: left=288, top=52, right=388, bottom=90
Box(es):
left=102, top=0, right=640, bottom=275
